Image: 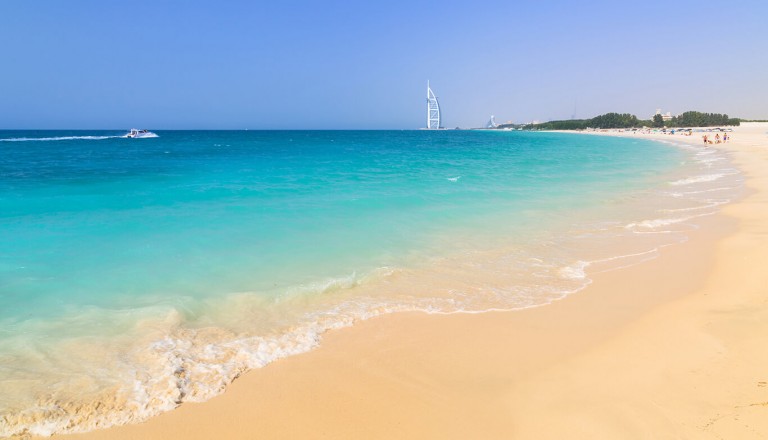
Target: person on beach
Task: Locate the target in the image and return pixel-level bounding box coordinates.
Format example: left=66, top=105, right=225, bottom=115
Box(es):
left=715, top=133, right=721, bottom=143
left=703, top=134, right=708, bottom=145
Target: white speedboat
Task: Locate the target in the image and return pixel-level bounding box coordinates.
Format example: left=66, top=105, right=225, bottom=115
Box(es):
left=125, top=129, right=158, bottom=138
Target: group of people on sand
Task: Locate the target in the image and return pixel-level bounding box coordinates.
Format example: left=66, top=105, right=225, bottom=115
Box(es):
left=702, top=133, right=728, bottom=145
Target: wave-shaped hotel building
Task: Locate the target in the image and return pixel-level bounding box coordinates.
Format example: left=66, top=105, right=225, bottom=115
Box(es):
left=426, top=81, right=442, bottom=129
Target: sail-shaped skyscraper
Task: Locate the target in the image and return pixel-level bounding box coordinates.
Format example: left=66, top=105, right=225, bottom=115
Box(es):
left=426, top=81, right=441, bottom=129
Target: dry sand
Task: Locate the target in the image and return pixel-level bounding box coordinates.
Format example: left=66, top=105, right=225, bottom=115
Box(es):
left=51, top=123, right=768, bottom=440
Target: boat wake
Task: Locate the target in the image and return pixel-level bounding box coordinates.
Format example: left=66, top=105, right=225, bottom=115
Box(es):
left=0, top=135, right=123, bottom=142
left=1, top=130, right=159, bottom=142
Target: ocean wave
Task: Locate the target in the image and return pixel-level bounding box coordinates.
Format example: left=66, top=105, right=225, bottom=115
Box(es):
left=586, top=247, right=665, bottom=274
left=0, top=317, right=334, bottom=437
left=669, top=173, right=727, bottom=186
left=0, top=252, right=598, bottom=437
left=667, top=186, right=739, bottom=197
left=661, top=200, right=728, bottom=213
left=558, top=261, right=589, bottom=280
left=624, top=209, right=719, bottom=232
left=625, top=216, right=690, bottom=230
left=697, top=159, right=724, bottom=169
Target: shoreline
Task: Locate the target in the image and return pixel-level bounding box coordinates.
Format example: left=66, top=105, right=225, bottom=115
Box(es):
left=49, top=123, right=768, bottom=439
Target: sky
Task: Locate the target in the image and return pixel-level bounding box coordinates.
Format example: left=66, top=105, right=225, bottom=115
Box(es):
left=1, top=0, right=766, bottom=129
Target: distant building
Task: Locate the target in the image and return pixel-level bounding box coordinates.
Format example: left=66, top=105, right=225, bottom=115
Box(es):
left=654, top=109, right=674, bottom=121
left=485, top=115, right=498, bottom=129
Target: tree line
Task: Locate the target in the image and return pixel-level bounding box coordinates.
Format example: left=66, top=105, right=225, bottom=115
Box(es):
left=500, top=111, right=740, bottom=130
left=665, top=111, right=739, bottom=128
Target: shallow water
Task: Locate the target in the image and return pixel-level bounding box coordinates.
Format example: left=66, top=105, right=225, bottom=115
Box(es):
left=0, top=130, right=742, bottom=436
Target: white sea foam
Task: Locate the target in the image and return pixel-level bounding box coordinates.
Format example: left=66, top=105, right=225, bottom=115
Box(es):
left=661, top=198, right=729, bottom=213
left=696, top=155, right=724, bottom=165
left=626, top=217, right=687, bottom=229
left=558, top=261, right=589, bottom=280
left=0, top=325, right=333, bottom=437
left=669, top=173, right=727, bottom=186
left=667, top=186, right=738, bottom=197
left=626, top=214, right=700, bottom=231
left=586, top=247, right=664, bottom=274
left=626, top=209, right=719, bottom=232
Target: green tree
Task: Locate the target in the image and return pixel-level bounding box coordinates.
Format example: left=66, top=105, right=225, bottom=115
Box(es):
left=652, top=114, right=664, bottom=128
left=589, top=113, right=639, bottom=129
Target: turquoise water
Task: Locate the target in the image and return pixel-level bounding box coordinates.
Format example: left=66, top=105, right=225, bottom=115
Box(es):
left=0, top=130, right=741, bottom=436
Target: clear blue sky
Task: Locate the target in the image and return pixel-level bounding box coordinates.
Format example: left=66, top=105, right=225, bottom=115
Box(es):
left=1, top=0, right=766, bottom=129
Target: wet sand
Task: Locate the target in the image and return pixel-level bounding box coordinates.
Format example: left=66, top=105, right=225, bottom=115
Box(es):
left=51, top=123, right=768, bottom=440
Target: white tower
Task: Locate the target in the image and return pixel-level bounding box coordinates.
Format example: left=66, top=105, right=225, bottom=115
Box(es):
left=426, top=81, right=441, bottom=129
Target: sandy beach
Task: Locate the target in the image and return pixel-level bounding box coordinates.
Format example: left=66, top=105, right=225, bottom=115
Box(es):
left=48, top=123, right=768, bottom=440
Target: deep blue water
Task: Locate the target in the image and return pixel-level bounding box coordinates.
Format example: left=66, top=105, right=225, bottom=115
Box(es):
left=0, top=130, right=682, bottom=321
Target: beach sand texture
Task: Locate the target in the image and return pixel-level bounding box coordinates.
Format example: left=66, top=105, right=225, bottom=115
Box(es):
left=49, top=123, right=768, bottom=440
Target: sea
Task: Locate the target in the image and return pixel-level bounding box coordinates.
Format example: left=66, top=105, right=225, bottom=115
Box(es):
left=0, top=129, right=742, bottom=436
